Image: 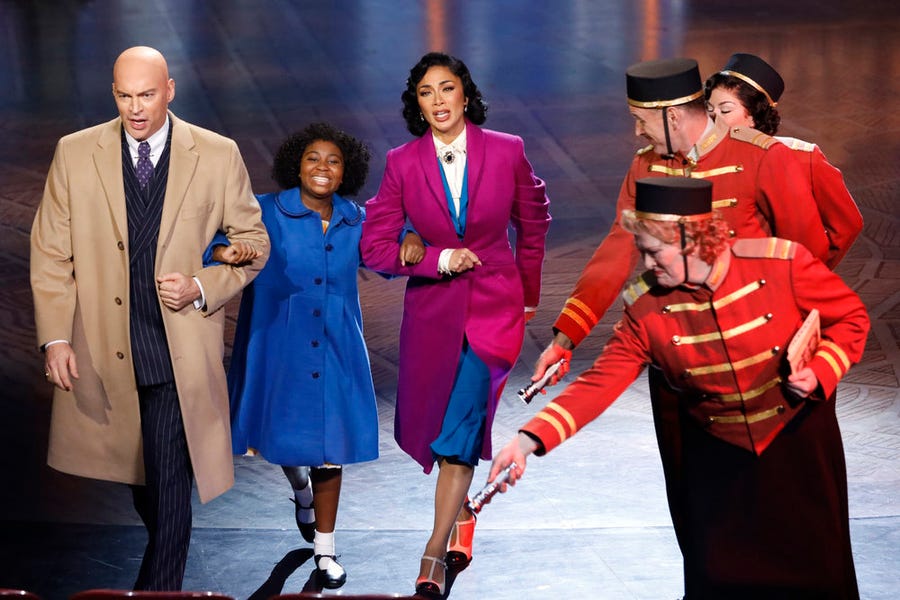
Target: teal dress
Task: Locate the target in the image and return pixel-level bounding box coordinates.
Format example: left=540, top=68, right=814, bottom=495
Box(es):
left=429, top=159, right=490, bottom=466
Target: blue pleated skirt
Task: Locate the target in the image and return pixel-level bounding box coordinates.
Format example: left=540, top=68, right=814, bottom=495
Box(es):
left=430, top=338, right=489, bottom=466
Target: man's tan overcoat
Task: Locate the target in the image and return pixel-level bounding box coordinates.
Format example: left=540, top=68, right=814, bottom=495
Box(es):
left=30, top=112, right=269, bottom=502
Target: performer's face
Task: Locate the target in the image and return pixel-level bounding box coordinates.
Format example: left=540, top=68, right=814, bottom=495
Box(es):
left=707, top=86, right=754, bottom=130
left=635, top=231, right=686, bottom=288
left=416, top=65, right=468, bottom=144
left=112, top=56, right=174, bottom=141
left=629, top=106, right=671, bottom=155
left=298, top=139, right=344, bottom=201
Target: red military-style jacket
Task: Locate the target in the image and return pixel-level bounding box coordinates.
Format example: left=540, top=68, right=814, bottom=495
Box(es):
left=555, top=121, right=833, bottom=348
left=777, top=136, right=863, bottom=267
left=526, top=238, right=869, bottom=455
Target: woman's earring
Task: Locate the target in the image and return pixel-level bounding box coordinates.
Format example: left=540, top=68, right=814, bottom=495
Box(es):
left=419, top=112, right=425, bottom=121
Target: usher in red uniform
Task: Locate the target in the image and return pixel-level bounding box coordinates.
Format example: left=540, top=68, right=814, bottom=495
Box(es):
left=527, top=238, right=869, bottom=598
left=554, top=122, right=833, bottom=347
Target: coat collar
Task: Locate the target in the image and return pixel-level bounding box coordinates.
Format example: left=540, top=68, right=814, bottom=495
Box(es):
left=273, top=187, right=362, bottom=226
left=415, top=120, right=485, bottom=239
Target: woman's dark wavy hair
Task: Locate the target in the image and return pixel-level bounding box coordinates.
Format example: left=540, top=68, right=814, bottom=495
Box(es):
left=271, top=122, right=370, bottom=196
left=401, top=52, right=488, bottom=137
left=704, top=73, right=781, bottom=135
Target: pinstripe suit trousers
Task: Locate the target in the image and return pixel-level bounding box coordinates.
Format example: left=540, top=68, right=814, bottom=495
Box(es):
left=130, top=381, right=194, bottom=591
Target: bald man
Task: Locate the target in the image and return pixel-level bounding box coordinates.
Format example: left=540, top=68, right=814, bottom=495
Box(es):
left=30, top=46, right=269, bottom=590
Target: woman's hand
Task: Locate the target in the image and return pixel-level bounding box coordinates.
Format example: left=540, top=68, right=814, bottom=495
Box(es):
left=212, top=241, right=261, bottom=265
left=400, top=232, right=425, bottom=266
left=448, top=248, right=482, bottom=273
left=786, top=367, right=819, bottom=398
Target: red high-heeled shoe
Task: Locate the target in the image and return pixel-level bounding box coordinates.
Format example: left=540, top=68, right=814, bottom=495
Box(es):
left=446, top=507, right=476, bottom=569
left=415, top=555, right=446, bottom=597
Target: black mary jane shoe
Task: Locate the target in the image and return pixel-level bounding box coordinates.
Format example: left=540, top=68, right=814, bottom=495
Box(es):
left=291, top=497, right=316, bottom=543
left=314, top=553, right=347, bottom=589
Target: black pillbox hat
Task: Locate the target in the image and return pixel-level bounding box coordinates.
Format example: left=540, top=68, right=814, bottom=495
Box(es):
left=719, top=52, right=785, bottom=106
left=626, top=58, right=704, bottom=108
left=634, top=178, right=713, bottom=222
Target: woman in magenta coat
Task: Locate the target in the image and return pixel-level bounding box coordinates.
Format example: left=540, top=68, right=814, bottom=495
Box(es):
left=360, top=52, right=551, bottom=595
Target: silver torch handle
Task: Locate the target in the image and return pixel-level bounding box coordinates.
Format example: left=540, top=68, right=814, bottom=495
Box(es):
left=466, top=461, right=518, bottom=514
left=516, top=358, right=565, bottom=404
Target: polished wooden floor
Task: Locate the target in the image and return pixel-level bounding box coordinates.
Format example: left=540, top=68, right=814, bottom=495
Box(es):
left=1, top=1, right=899, bottom=599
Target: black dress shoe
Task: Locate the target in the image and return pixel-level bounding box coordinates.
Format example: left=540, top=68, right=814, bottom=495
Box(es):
left=314, top=554, right=346, bottom=589
left=291, top=497, right=316, bottom=543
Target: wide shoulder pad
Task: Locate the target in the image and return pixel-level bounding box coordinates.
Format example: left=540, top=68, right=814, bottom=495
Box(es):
left=731, top=237, right=798, bottom=260
left=636, top=143, right=655, bottom=156
left=774, top=136, right=818, bottom=153
left=729, top=126, right=778, bottom=150
left=622, top=271, right=658, bottom=306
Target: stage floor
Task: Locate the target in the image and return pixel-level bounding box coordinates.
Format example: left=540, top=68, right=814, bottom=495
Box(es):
left=1, top=1, right=898, bottom=598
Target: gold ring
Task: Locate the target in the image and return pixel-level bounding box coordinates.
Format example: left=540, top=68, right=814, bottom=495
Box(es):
left=44, top=371, right=51, bottom=379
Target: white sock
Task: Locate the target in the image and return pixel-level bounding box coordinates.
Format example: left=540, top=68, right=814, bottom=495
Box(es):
left=315, top=531, right=343, bottom=573
left=314, top=530, right=335, bottom=558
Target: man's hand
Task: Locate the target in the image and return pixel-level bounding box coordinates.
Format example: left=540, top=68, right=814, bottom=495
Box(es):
left=213, top=241, right=260, bottom=265
left=45, top=342, right=78, bottom=391
left=531, top=335, right=573, bottom=388
left=157, top=272, right=201, bottom=311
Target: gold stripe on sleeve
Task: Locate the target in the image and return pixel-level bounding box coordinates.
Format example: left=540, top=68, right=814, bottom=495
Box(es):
left=819, top=340, right=851, bottom=371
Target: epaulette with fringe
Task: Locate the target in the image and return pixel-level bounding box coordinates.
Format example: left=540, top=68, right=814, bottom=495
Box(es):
left=731, top=237, right=798, bottom=260
left=774, top=136, right=817, bottom=153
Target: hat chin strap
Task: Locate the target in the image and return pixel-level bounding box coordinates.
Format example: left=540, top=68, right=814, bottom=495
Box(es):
left=661, top=106, right=676, bottom=159
left=679, top=221, right=690, bottom=285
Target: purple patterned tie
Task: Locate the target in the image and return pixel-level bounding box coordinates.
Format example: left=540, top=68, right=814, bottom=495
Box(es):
left=136, top=141, right=153, bottom=189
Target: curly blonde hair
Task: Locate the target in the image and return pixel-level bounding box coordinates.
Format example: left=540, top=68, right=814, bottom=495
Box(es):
left=621, top=211, right=731, bottom=264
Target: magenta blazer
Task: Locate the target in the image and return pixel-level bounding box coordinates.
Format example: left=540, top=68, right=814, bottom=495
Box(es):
left=361, top=120, right=551, bottom=472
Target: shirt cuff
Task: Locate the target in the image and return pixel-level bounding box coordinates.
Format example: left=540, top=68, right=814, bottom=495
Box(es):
left=192, top=276, right=206, bottom=310
left=438, top=248, right=454, bottom=275
left=42, top=340, right=70, bottom=351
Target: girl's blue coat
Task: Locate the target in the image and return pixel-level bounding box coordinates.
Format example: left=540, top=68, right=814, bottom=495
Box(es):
left=227, top=188, right=378, bottom=465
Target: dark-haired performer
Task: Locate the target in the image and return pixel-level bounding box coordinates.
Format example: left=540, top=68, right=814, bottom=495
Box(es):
left=211, top=123, right=421, bottom=589
left=705, top=52, right=863, bottom=267
left=495, top=178, right=867, bottom=599
left=360, top=52, right=550, bottom=596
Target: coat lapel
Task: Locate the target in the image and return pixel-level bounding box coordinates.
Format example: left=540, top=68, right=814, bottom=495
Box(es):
left=158, top=113, right=199, bottom=253
left=93, top=119, right=127, bottom=245
left=416, top=133, right=447, bottom=213
left=464, top=120, right=485, bottom=215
